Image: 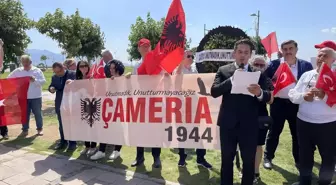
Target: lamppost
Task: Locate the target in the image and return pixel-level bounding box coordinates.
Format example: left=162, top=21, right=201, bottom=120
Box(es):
left=204, top=24, right=209, bottom=36
left=250, top=10, right=260, bottom=38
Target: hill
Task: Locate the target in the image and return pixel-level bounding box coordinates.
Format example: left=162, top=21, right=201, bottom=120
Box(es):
left=25, top=49, right=64, bottom=67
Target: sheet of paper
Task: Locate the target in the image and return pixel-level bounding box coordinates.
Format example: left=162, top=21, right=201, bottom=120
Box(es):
left=230, top=70, right=261, bottom=96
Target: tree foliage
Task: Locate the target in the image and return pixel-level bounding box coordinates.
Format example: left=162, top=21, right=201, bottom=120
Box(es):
left=35, top=8, right=105, bottom=63
left=252, top=36, right=266, bottom=55
left=40, top=54, right=48, bottom=67
left=0, top=0, right=33, bottom=69
left=127, top=12, right=191, bottom=61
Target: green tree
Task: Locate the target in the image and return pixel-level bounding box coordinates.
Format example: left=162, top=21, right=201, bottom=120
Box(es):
left=0, top=0, right=33, bottom=70
left=252, top=36, right=266, bottom=55
left=35, top=9, right=105, bottom=63
left=127, top=12, right=191, bottom=61
left=40, top=54, right=48, bottom=68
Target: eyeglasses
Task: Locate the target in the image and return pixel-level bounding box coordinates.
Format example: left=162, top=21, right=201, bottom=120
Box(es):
left=253, top=63, right=265, bottom=68
left=79, top=65, right=88, bottom=68
left=187, top=55, right=194, bottom=59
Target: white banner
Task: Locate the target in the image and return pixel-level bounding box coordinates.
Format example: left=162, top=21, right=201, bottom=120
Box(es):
left=195, top=49, right=255, bottom=63
left=61, top=74, right=221, bottom=149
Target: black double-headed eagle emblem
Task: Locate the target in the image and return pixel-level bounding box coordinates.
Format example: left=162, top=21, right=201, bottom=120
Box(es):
left=80, top=98, right=101, bottom=127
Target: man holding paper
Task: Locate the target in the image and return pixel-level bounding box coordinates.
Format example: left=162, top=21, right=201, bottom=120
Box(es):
left=211, top=39, right=272, bottom=185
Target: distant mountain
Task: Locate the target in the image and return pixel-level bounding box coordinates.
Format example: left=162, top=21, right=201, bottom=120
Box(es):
left=25, top=49, right=65, bottom=67
left=24, top=49, right=135, bottom=67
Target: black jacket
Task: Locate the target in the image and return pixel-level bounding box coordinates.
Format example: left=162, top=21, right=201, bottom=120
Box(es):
left=211, top=63, right=272, bottom=129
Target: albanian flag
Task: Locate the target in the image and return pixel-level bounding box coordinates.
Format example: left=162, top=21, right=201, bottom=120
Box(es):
left=0, top=77, right=30, bottom=126
left=138, top=0, right=186, bottom=75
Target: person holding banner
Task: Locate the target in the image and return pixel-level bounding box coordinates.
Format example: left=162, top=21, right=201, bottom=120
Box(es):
left=49, top=62, right=77, bottom=151
left=130, top=38, right=162, bottom=168
left=8, top=55, right=46, bottom=137
left=288, top=47, right=336, bottom=185
left=0, top=39, right=8, bottom=140
left=69, top=61, right=98, bottom=156
left=90, top=59, right=127, bottom=161
left=211, top=39, right=272, bottom=185
left=263, top=40, right=313, bottom=170
left=173, top=50, right=212, bottom=169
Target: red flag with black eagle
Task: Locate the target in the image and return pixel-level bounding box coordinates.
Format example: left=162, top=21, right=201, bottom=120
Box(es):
left=0, top=77, right=30, bottom=126
left=272, top=62, right=296, bottom=95
left=316, top=63, right=336, bottom=107
left=89, top=58, right=106, bottom=79
left=137, top=0, right=186, bottom=75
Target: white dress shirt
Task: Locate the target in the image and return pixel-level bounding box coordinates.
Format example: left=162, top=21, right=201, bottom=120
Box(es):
left=173, top=65, right=198, bottom=75
left=8, top=66, right=46, bottom=99
left=288, top=69, right=336, bottom=123
left=274, top=59, right=298, bottom=99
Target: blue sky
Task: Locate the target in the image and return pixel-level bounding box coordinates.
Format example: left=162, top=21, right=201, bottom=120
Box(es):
left=22, top=0, right=336, bottom=64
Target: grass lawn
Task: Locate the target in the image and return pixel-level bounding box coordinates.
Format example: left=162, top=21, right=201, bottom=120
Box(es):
left=0, top=66, right=134, bottom=91
left=0, top=101, right=329, bottom=185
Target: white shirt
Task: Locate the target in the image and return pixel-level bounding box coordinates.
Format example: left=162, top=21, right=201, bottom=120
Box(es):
left=8, top=66, right=46, bottom=99
left=288, top=70, right=336, bottom=123
left=275, top=59, right=298, bottom=99
left=173, top=65, right=198, bottom=75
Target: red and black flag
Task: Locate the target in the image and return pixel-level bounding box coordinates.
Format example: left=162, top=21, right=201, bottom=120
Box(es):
left=138, top=0, right=186, bottom=75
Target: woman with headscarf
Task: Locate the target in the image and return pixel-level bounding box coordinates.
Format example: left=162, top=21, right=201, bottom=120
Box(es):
left=90, top=59, right=125, bottom=161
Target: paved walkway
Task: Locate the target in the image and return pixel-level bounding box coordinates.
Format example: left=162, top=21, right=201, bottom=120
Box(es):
left=42, top=91, right=55, bottom=101
left=0, top=144, right=180, bottom=185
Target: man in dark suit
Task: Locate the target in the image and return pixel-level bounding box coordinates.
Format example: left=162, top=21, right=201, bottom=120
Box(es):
left=211, top=39, right=272, bottom=185
left=49, top=62, right=77, bottom=151
left=263, top=40, right=313, bottom=170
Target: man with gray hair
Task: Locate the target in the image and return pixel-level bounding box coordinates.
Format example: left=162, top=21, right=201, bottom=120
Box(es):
left=289, top=47, right=336, bottom=185
left=101, top=49, right=113, bottom=77
left=8, top=55, right=46, bottom=137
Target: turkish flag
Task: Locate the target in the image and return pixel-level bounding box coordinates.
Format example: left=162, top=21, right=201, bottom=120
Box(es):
left=89, top=59, right=106, bottom=79
left=138, top=0, right=186, bottom=75
left=0, top=77, right=30, bottom=126
left=272, top=62, right=296, bottom=95
left=261, top=32, right=279, bottom=58
left=316, top=63, right=336, bottom=107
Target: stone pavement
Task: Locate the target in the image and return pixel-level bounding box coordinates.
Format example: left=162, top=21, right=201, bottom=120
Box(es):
left=0, top=144, right=180, bottom=185
left=42, top=91, right=55, bottom=101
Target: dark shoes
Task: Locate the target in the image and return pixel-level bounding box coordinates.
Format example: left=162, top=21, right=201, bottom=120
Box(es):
left=152, top=157, right=161, bottom=168
left=131, top=157, right=161, bottom=168
left=197, top=158, right=212, bottom=169
left=178, top=154, right=187, bottom=167
left=263, top=158, right=273, bottom=170
left=131, top=158, right=145, bottom=167
left=54, top=142, right=67, bottom=150
left=1, top=134, right=9, bottom=140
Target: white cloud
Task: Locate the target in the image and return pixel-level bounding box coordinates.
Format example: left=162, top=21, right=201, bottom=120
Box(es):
left=321, top=27, right=336, bottom=34
left=321, top=28, right=330, bottom=33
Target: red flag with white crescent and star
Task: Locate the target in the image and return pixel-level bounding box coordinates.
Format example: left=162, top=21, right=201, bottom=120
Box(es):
left=316, top=63, right=336, bottom=107
left=272, top=62, right=296, bottom=95
left=0, top=77, right=30, bottom=126
left=137, top=0, right=186, bottom=75
left=89, top=58, right=106, bottom=79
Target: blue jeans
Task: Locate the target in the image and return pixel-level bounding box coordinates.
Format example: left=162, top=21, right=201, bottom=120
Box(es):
left=22, top=98, right=43, bottom=131
left=56, top=107, right=76, bottom=146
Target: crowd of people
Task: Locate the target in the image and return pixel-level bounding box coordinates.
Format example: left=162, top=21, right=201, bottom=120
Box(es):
left=0, top=37, right=335, bottom=185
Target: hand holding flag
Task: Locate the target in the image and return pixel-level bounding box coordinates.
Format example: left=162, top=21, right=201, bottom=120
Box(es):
left=316, top=63, right=336, bottom=107
left=272, top=62, right=296, bottom=95
left=89, top=59, right=106, bottom=79
left=137, top=0, right=186, bottom=75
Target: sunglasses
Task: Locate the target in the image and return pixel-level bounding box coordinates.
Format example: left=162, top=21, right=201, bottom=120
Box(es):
left=79, top=65, right=88, bottom=68
left=253, top=63, right=265, bottom=67
left=187, top=55, right=194, bottom=59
